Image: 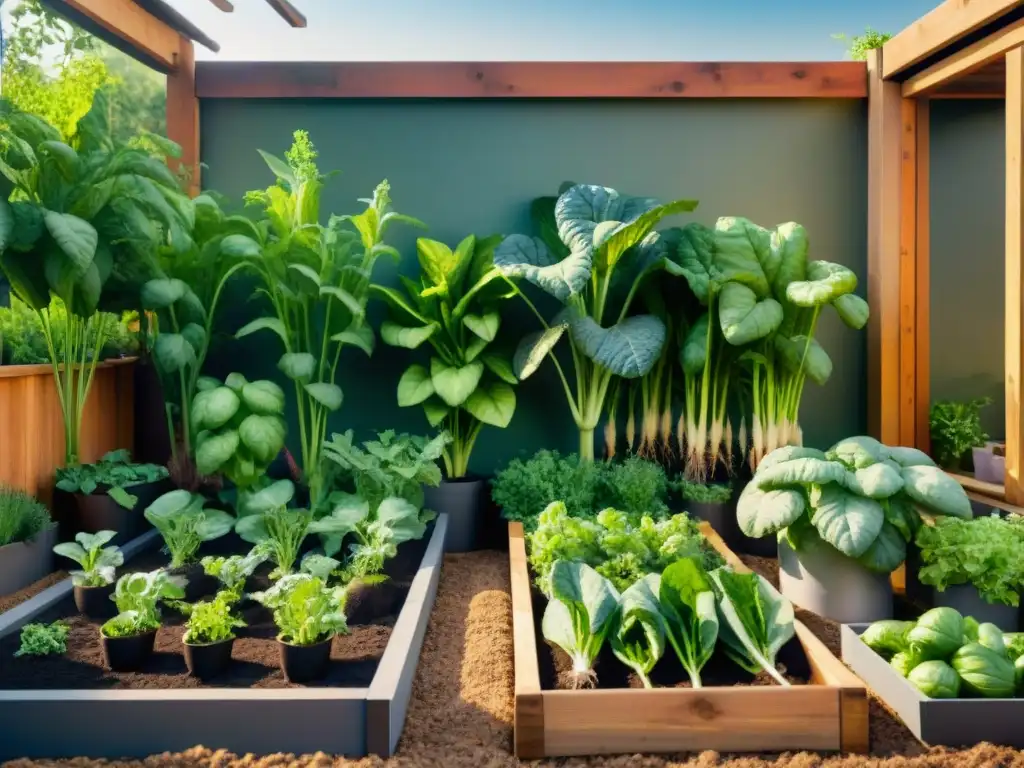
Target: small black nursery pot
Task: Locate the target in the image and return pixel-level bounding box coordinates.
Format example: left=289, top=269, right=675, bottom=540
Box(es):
left=73, top=583, right=116, bottom=620
left=100, top=628, right=157, bottom=671
left=278, top=635, right=333, bottom=683
left=183, top=637, right=235, bottom=680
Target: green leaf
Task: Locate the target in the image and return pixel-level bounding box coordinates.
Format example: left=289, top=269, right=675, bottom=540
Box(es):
left=257, top=149, right=296, bottom=186
left=238, top=479, right=295, bottom=516
left=857, top=522, right=907, bottom=572
left=430, top=358, right=484, bottom=407
left=612, top=573, right=667, bottom=687
left=369, top=285, right=431, bottom=326
left=463, top=311, right=501, bottom=342
left=465, top=334, right=488, bottom=363
left=787, top=261, right=857, bottom=307
left=238, top=414, right=287, bottom=464
left=381, top=320, right=438, bottom=349
left=481, top=351, right=518, bottom=384
left=320, top=285, right=365, bottom=318
left=659, top=559, right=719, bottom=687
left=43, top=210, right=97, bottom=275
left=278, top=352, right=317, bottom=382
left=196, top=429, right=240, bottom=476
left=332, top=325, right=375, bottom=356
left=598, top=198, right=699, bottom=272
left=241, top=381, right=286, bottom=415
left=774, top=334, right=833, bottom=385
left=840, top=463, right=905, bottom=499
left=900, top=465, right=973, bottom=519
left=711, top=567, right=794, bottom=682
left=834, top=293, right=870, bottom=329
left=416, top=238, right=456, bottom=293
left=809, top=484, right=885, bottom=558
left=543, top=560, right=620, bottom=673
left=719, top=283, right=784, bottom=346
left=225, top=373, right=249, bottom=392
left=513, top=324, right=568, bottom=379
left=38, top=141, right=79, bottom=178
left=155, top=332, right=196, bottom=373
left=288, top=263, right=321, bottom=292
left=422, top=398, right=450, bottom=427
left=464, top=380, right=516, bottom=428
left=304, top=382, right=344, bottom=411
left=398, top=365, right=435, bottom=407
left=192, top=386, right=241, bottom=431
left=221, top=234, right=262, bottom=259
left=141, top=278, right=188, bottom=309
left=237, top=317, right=287, bottom=344
left=713, top=216, right=777, bottom=297
left=565, top=312, right=666, bottom=379
left=737, top=484, right=806, bottom=539
left=493, top=234, right=591, bottom=302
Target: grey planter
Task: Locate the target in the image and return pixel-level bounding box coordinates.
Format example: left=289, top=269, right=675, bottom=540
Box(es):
left=0, top=516, right=448, bottom=760
left=972, top=442, right=1006, bottom=484
left=778, top=536, right=892, bottom=624
left=934, top=583, right=1019, bottom=631
left=424, top=478, right=484, bottom=553
left=842, top=623, right=1024, bottom=747
left=0, top=525, right=57, bottom=597
left=684, top=500, right=737, bottom=547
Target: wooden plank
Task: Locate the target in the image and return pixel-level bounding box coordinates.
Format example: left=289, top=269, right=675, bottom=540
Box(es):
left=508, top=523, right=545, bottom=759
left=698, top=521, right=750, bottom=573
left=900, top=97, right=919, bottom=448
left=916, top=100, right=932, bottom=453
left=796, top=624, right=869, bottom=753
left=46, top=0, right=181, bottom=72
left=930, top=92, right=1006, bottom=98
left=882, top=0, right=1023, bottom=79
left=542, top=686, right=841, bottom=755
left=867, top=50, right=904, bottom=445
left=264, top=0, right=306, bottom=27
left=1008, top=46, right=1024, bottom=506
left=166, top=36, right=200, bottom=197
left=949, top=470, right=1007, bottom=500
left=902, top=16, right=1024, bottom=97
left=966, top=489, right=1024, bottom=515
left=195, top=61, right=869, bottom=99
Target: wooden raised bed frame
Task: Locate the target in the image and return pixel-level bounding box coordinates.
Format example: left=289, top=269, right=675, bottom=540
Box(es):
left=509, top=521, right=869, bottom=758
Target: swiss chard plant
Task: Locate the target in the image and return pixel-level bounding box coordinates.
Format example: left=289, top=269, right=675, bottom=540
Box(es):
left=54, top=449, right=168, bottom=508
left=494, top=184, right=697, bottom=461
left=222, top=130, right=425, bottom=503
left=373, top=234, right=518, bottom=478
left=0, top=95, right=193, bottom=465
left=52, top=529, right=123, bottom=587
left=143, top=489, right=235, bottom=567
left=737, top=436, right=973, bottom=573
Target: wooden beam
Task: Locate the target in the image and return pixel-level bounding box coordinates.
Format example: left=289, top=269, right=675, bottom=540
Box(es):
left=903, top=16, right=1024, bottom=97
left=948, top=470, right=1007, bottom=500
left=900, top=98, right=919, bottom=447
left=929, top=92, right=1006, bottom=98
left=915, top=100, right=932, bottom=453
left=208, top=0, right=233, bottom=10
left=867, top=49, right=904, bottom=445
left=1007, top=46, right=1024, bottom=506
left=883, top=0, right=1022, bottom=79
left=166, top=36, right=200, bottom=197
left=265, top=0, right=306, bottom=27
left=194, top=61, right=869, bottom=99
left=46, top=0, right=181, bottom=72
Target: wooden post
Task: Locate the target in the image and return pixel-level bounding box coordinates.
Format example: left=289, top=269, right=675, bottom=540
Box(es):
left=166, top=35, right=200, bottom=196
left=867, top=49, right=903, bottom=445
left=1006, top=46, right=1024, bottom=505
left=915, top=100, right=931, bottom=453
left=900, top=98, right=919, bottom=447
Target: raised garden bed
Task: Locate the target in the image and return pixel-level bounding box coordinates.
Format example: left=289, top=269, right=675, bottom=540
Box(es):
left=0, top=513, right=448, bottom=760
left=842, top=622, right=1024, bottom=748
left=509, top=521, right=869, bottom=759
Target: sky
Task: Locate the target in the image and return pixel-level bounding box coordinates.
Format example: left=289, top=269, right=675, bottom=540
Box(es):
left=4, top=0, right=944, bottom=62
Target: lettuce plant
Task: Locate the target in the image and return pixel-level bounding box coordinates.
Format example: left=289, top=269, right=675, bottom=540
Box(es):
left=610, top=574, right=666, bottom=689
left=251, top=559, right=349, bottom=646
left=177, top=592, right=246, bottom=645
left=101, top=569, right=186, bottom=638
left=15, top=622, right=69, bottom=657
left=223, top=130, right=425, bottom=502
left=0, top=95, right=192, bottom=466
left=143, top=490, right=235, bottom=567
left=494, top=184, right=696, bottom=461
left=541, top=559, right=620, bottom=688
left=53, top=530, right=123, bottom=587
left=373, top=235, right=518, bottom=477
left=737, top=437, right=972, bottom=572
left=659, top=558, right=719, bottom=688
left=917, top=514, right=1024, bottom=606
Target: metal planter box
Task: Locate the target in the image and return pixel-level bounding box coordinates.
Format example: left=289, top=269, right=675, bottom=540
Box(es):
left=842, top=622, right=1024, bottom=747
left=0, top=515, right=447, bottom=760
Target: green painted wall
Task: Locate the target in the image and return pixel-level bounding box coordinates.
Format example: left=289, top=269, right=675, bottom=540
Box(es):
left=199, top=97, right=868, bottom=474
left=930, top=101, right=1005, bottom=438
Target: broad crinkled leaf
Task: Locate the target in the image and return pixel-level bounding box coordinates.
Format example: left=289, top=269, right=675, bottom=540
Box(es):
left=857, top=522, right=907, bottom=572
left=888, top=446, right=937, bottom=468
left=774, top=334, right=833, bottom=385
left=713, top=216, right=778, bottom=297
left=827, top=436, right=888, bottom=469
left=900, top=465, right=972, bottom=519
left=758, top=446, right=827, bottom=472
left=737, top=483, right=806, bottom=538
left=809, top=484, right=885, bottom=557
left=464, top=380, right=516, bottom=428
left=565, top=313, right=666, bottom=378
left=718, top=283, right=783, bottom=345
left=711, top=568, right=794, bottom=677
left=786, top=261, right=857, bottom=307
left=755, top=457, right=848, bottom=489
left=43, top=210, right=97, bottom=275
left=241, top=381, right=286, bottom=415
left=594, top=198, right=698, bottom=272
left=238, top=414, right=286, bottom=463
left=397, top=364, right=435, bottom=406
left=493, top=234, right=591, bottom=301
left=192, top=386, right=240, bottom=430
left=513, top=323, right=568, bottom=379
left=196, top=430, right=240, bottom=476
left=840, top=462, right=904, bottom=499
left=769, top=222, right=809, bottom=302
left=554, top=184, right=659, bottom=255
left=430, top=358, right=484, bottom=407
left=675, top=223, right=716, bottom=303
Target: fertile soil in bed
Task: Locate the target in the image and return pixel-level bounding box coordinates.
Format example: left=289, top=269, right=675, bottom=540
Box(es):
left=0, top=539, right=421, bottom=690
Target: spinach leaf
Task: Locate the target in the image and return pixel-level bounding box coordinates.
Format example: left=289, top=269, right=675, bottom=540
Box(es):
left=610, top=574, right=666, bottom=688
left=658, top=557, right=719, bottom=688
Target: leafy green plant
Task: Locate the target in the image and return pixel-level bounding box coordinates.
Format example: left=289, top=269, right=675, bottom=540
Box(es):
left=322, top=429, right=448, bottom=511
left=953, top=642, right=1016, bottom=698
left=929, top=398, right=991, bottom=470
left=251, top=559, right=349, bottom=646
left=143, top=490, right=234, bottom=567
left=737, top=437, right=972, bottom=572
left=373, top=234, right=517, bottom=477
left=53, top=529, right=123, bottom=586
left=224, top=130, right=425, bottom=502
left=710, top=567, right=794, bottom=686
left=610, top=573, right=665, bottom=689
left=860, top=619, right=913, bottom=657
left=492, top=450, right=670, bottom=530
left=659, top=557, right=719, bottom=688
left=833, top=28, right=893, bottom=61
left=190, top=373, right=287, bottom=492
left=541, top=559, right=620, bottom=688
left=55, top=449, right=168, bottom=508
left=176, top=592, right=246, bottom=645
left=0, top=297, right=134, bottom=365
left=201, top=547, right=269, bottom=602
left=0, top=94, right=193, bottom=465
left=0, top=484, right=52, bottom=546
left=494, top=184, right=697, bottom=461
left=674, top=478, right=732, bottom=504
left=917, top=514, right=1024, bottom=606
left=15, top=621, right=69, bottom=657
left=100, top=569, right=185, bottom=638
left=527, top=501, right=721, bottom=594
left=907, top=660, right=961, bottom=698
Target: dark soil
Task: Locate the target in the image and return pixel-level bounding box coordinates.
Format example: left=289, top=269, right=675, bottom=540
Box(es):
left=0, top=539, right=416, bottom=690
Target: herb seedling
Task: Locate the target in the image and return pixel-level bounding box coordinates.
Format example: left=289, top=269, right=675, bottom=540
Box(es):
left=177, top=592, right=246, bottom=645
left=15, top=622, right=69, bottom=657
left=53, top=530, right=123, bottom=586
left=100, top=570, right=186, bottom=638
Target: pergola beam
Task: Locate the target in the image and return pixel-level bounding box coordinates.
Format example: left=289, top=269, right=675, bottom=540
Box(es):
left=1006, top=46, right=1024, bottom=505
left=902, top=16, right=1024, bottom=97
left=265, top=0, right=306, bottom=27
left=166, top=37, right=200, bottom=197
left=882, top=0, right=1022, bottom=79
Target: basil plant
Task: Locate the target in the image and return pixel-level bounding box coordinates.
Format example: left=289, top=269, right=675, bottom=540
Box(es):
left=495, top=184, right=696, bottom=461
left=0, top=94, right=192, bottom=464
left=222, top=130, right=424, bottom=503
left=738, top=436, right=973, bottom=572
left=373, top=234, right=517, bottom=477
